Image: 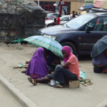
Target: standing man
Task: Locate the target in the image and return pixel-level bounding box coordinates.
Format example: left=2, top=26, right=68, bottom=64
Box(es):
left=56, top=15, right=61, bottom=25
left=72, top=11, right=76, bottom=18
left=70, top=11, right=76, bottom=20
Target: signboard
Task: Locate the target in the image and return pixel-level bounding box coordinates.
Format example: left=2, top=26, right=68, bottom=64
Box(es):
left=53, top=1, right=67, bottom=6
left=84, top=0, right=93, bottom=9
left=61, top=1, right=64, bottom=5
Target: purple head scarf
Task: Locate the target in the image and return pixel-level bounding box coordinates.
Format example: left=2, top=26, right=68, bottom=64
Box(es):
left=62, top=46, right=72, bottom=63
left=26, top=47, right=48, bottom=78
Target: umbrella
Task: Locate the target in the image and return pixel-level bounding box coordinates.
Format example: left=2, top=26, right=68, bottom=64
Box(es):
left=91, top=35, right=107, bottom=58
left=93, top=0, right=107, bottom=9
left=24, top=36, right=63, bottom=58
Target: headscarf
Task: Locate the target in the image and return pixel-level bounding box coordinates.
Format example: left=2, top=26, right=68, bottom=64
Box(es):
left=62, top=46, right=72, bottom=63
left=26, top=47, right=48, bottom=77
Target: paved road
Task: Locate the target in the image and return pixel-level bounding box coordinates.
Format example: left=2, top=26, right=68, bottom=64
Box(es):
left=0, top=84, right=22, bottom=107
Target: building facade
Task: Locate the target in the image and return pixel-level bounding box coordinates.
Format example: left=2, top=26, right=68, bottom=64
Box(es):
left=34, top=0, right=85, bottom=14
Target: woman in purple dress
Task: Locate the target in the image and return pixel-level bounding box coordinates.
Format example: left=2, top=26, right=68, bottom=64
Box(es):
left=26, top=47, right=48, bottom=79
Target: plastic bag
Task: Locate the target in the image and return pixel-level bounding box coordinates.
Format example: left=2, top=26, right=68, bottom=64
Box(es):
left=79, top=71, right=87, bottom=79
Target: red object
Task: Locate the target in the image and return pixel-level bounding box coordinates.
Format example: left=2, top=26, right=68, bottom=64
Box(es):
left=64, top=1, right=67, bottom=5
left=103, top=69, right=107, bottom=73
left=59, top=0, right=62, bottom=16
left=56, top=17, right=60, bottom=25
left=45, top=18, right=48, bottom=20
left=96, top=18, right=101, bottom=25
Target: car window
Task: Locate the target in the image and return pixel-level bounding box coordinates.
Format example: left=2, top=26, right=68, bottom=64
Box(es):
left=84, top=17, right=107, bottom=31
left=61, top=17, right=69, bottom=21
left=103, top=17, right=107, bottom=31
left=53, top=14, right=58, bottom=17
left=65, top=14, right=96, bottom=29
left=47, top=13, right=53, bottom=17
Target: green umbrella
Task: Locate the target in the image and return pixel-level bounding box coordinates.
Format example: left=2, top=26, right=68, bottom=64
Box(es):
left=24, top=36, right=63, bottom=58
left=91, top=35, right=107, bottom=58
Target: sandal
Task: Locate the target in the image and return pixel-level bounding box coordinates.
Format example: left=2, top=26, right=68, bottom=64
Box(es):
left=28, top=77, right=37, bottom=85
left=21, top=71, right=26, bottom=73
left=80, top=79, right=93, bottom=86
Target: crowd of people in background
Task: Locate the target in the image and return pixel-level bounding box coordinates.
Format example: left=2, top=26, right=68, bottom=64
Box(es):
left=48, top=10, right=79, bottom=27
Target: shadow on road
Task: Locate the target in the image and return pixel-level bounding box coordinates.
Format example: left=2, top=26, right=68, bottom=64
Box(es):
left=79, top=55, right=92, bottom=61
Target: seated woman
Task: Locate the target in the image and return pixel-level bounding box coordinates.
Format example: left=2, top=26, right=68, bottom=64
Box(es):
left=28, top=46, right=79, bottom=88
left=26, top=47, right=48, bottom=79
left=92, top=49, right=107, bottom=73
left=53, top=46, right=79, bottom=87
left=24, top=50, right=60, bottom=73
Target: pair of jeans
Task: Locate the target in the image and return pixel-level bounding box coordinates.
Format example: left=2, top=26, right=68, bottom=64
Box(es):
left=53, top=65, right=78, bottom=84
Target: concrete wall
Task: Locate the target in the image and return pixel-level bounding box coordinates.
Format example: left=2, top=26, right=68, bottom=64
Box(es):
left=70, top=0, right=85, bottom=13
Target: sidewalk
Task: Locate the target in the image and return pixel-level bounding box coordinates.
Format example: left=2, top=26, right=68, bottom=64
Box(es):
left=0, top=44, right=107, bottom=107
left=0, top=84, right=22, bottom=107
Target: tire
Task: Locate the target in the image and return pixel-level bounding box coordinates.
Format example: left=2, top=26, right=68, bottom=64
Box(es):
left=61, top=42, right=77, bottom=55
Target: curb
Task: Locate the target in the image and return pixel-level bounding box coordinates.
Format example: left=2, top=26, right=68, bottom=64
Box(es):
left=0, top=75, right=38, bottom=107
left=96, top=99, right=107, bottom=107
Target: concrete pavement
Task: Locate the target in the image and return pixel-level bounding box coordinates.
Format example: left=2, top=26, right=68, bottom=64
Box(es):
left=0, top=45, right=107, bottom=107
left=0, top=75, right=38, bottom=107
left=0, top=84, right=22, bottom=107
left=1, top=60, right=107, bottom=107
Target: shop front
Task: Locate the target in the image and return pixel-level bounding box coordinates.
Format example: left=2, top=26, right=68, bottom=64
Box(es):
left=34, top=0, right=85, bottom=14
left=34, top=1, right=71, bottom=15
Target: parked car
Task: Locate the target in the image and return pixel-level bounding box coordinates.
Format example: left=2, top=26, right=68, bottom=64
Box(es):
left=46, top=13, right=59, bottom=20
left=60, top=15, right=73, bottom=24
left=45, top=15, right=73, bottom=27
left=37, top=12, right=107, bottom=55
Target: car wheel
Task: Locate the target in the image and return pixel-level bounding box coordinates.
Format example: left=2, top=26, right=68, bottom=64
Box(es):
left=61, top=42, right=77, bottom=55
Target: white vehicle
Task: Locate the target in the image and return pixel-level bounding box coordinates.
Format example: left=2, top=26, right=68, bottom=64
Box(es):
left=46, top=13, right=59, bottom=20
left=60, top=15, right=73, bottom=24
left=45, top=15, right=73, bottom=27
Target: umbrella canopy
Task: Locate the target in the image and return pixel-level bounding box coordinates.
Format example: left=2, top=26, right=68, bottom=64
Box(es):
left=93, top=0, right=107, bottom=9
left=91, top=35, right=107, bottom=58
left=24, top=36, right=63, bottom=58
